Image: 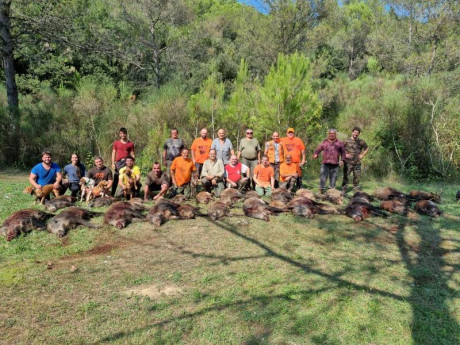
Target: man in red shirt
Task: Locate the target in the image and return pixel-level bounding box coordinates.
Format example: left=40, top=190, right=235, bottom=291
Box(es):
left=111, top=127, right=135, bottom=195
left=225, top=155, right=250, bottom=191
left=280, top=128, right=306, bottom=189
left=313, top=128, right=346, bottom=194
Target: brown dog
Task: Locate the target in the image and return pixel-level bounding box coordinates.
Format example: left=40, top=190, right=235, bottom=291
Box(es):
left=23, top=185, right=60, bottom=204
left=92, top=181, right=109, bottom=198
left=122, top=167, right=136, bottom=200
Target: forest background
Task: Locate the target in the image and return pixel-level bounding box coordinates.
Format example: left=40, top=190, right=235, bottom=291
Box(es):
left=0, top=0, right=458, bottom=181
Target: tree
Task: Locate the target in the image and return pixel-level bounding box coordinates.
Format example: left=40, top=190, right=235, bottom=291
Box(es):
left=0, top=0, right=19, bottom=160
left=255, top=53, right=322, bottom=139
left=187, top=73, right=225, bottom=138
left=223, top=58, right=256, bottom=147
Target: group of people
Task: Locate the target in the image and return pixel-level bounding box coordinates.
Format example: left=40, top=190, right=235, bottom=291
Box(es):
left=28, top=126, right=368, bottom=201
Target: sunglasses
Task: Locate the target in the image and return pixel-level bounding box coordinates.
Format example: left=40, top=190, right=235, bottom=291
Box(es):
left=246, top=132, right=253, bottom=134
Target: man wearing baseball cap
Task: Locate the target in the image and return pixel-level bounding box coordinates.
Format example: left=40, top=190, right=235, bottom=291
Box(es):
left=280, top=128, right=306, bottom=189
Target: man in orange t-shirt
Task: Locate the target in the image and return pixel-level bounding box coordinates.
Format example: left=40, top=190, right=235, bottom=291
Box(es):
left=191, top=128, right=212, bottom=177
left=279, top=154, right=301, bottom=192
left=253, top=155, right=275, bottom=197
left=170, top=148, right=196, bottom=198
left=280, top=128, right=306, bottom=189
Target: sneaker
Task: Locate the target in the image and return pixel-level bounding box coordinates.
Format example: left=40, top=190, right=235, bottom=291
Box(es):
left=353, top=186, right=361, bottom=192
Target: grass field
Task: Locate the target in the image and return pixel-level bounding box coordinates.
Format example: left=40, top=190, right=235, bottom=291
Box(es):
left=0, top=171, right=458, bottom=345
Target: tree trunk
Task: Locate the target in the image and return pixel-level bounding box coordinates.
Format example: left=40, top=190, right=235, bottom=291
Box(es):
left=0, top=0, right=20, bottom=161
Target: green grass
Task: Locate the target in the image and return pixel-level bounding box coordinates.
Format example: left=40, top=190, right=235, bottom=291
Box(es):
left=0, top=171, right=458, bottom=344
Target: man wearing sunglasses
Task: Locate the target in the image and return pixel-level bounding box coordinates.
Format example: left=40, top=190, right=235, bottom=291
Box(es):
left=237, top=129, right=261, bottom=190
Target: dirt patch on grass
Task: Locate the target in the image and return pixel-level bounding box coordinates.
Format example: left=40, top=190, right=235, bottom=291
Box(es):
left=124, top=284, right=183, bottom=299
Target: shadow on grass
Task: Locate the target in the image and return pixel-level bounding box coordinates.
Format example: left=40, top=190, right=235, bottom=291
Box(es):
left=395, top=216, right=458, bottom=345
left=94, top=214, right=458, bottom=344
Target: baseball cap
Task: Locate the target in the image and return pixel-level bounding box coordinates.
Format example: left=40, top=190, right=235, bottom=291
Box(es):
left=287, top=128, right=295, bottom=133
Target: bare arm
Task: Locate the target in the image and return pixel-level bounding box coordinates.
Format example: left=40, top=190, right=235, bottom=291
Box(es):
left=360, top=147, right=369, bottom=160
left=111, top=149, right=116, bottom=170
left=300, top=150, right=306, bottom=166
left=54, top=172, right=62, bottom=189
left=29, top=173, right=41, bottom=189
left=163, top=149, right=167, bottom=167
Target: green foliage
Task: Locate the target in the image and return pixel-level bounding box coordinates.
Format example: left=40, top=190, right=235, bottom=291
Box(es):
left=256, top=53, right=322, bottom=140
left=188, top=73, right=225, bottom=138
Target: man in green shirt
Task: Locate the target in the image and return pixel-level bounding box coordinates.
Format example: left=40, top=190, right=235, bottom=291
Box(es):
left=342, top=126, right=368, bottom=193
left=237, top=128, right=261, bottom=189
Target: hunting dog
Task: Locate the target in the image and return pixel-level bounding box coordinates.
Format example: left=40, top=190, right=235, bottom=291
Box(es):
left=79, top=177, right=96, bottom=202
left=23, top=184, right=60, bottom=204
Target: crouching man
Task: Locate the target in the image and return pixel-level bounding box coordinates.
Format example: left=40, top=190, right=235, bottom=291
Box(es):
left=29, top=151, right=65, bottom=197
left=253, top=155, right=275, bottom=197
left=225, top=155, right=250, bottom=191
left=201, top=149, right=225, bottom=197
left=86, top=156, right=113, bottom=195
left=144, top=162, right=170, bottom=201
left=279, top=154, right=301, bottom=192
left=117, top=156, right=141, bottom=198
left=170, top=148, right=196, bottom=198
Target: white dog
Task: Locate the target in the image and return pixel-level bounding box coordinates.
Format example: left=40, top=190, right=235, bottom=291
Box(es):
left=79, top=177, right=96, bottom=202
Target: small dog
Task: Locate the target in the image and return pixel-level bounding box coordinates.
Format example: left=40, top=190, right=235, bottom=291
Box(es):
left=123, top=167, right=136, bottom=200
left=79, top=177, right=96, bottom=202
left=23, top=184, right=60, bottom=204
left=92, top=181, right=110, bottom=198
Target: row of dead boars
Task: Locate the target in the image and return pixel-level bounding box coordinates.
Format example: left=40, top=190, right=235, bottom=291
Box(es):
left=1, top=186, right=449, bottom=241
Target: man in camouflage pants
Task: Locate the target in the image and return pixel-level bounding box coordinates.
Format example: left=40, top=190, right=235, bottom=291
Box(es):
left=342, top=126, right=368, bottom=193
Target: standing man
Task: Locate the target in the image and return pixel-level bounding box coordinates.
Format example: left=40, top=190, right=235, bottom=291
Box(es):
left=29, top=151, right=64, bottom=195
left=144, top=162, right=170, bottom=201
left=170, top=148, right=196, bottom=198
left=111, top=127, right=135, bottom=196
left=342, top=127, right=368, bottom=193
left=191, top=128, right=212, bottom=177
left=279, top=154, right=301, bottom=192
left=200, top=149, right=225, bottom=197
left=225, top=155, right=250, bottom=190
left=237, top=128, right=260, bottom=189
left=253, top=155, right=275, bottom=197
left=117, top=156, right=141, bottom=197
left=163, top=128, right=185, bottom=175
left=264, top=131, right=284, bottom=187
left=211, top=128, right=234, bottom=165
left=87, top=156, right=113, bottom=191
left=313, top=129, right=346, bottom=194
left=280, top=128, right=306, bottom=189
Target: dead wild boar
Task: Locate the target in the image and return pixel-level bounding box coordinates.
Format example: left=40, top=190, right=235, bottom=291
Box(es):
left=88, top=196, right=119, bottom=208
left=47, top=207, right=101, bottom=237
left=343, top=199, right=388, bottom=222
left=1, top=209, right=52, bottom=241
left=374, top=187, right=407, bottom=201
left=295, top=189, right=318, bottom=200
left=380, top=200, right=409, bottom=216
left=414, top=200, right=442, bottom=218
left=408, top=190, right=442, bottom=203
left=270, top=188, right=293, bottom=204
left=220, top=188, right=244, bottom=206
left=146, top=199, right=180, bottom=226
left=243, top=197, right=282, bottom=221
left=172, top=194, right=188, bottom=204
left=196, top=191, right=213, bottom=204
left=104, top=202, right=145, bottom=229
left=178, top=204, right=200, bottom=219
left=321, top=188, right=344, bottom=205
left=44, top=198, right=75, bottom=212
left=208, top=201, right=230, bottom=220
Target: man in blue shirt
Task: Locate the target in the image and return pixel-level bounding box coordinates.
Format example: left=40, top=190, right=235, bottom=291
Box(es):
left=29, top=151, right=63, bottom=194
